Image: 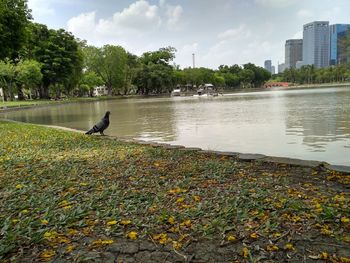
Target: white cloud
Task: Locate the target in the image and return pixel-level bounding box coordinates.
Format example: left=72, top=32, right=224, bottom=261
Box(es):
left=67, top=12, right=97, bottom=38
left=255, top=0, right=296, bottom=8
left=166, top=5, right=183, bottom=27
left=110, top=0, right=161, bottom=30
left=28, top=0, right=55, bottom=18
left=67, top=0, right=162, bottom=45
left=218, top=24, right=251, bottom=40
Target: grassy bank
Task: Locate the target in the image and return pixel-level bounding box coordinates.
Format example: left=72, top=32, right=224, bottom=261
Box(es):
left=0, top=121, right=349, bottom=262
left=0, top=96, right=130, bottom=110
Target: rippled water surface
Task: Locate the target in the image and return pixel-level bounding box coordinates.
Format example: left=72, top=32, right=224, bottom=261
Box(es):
left=3, top=87, right=350, bottom=165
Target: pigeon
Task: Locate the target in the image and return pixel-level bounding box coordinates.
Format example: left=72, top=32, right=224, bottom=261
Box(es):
left=85, top=111, right=110, bottom=135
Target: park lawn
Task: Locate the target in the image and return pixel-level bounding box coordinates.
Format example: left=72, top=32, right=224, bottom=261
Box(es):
left=0, top=121, right=349, bottom=262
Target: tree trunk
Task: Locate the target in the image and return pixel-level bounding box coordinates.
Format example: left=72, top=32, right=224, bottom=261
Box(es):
left=17, top=85, right=25, bottom=100
left=40, top=83, right=50, bottom=99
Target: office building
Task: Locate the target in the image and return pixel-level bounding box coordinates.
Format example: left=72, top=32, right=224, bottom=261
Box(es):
left=264, top=60, right=272, bottom=73
left=330, top=24, right=350, bottom=65
left=285, top=39, right=303, bottom=69
left=337, top=30, right=350, bottom=64
left=302, top=21, right=330, bottom=68
left=278, top=63, right=286, bottom=73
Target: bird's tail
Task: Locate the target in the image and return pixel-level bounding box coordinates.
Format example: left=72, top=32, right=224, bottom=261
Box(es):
left=85, top=129, right=93, bottom=135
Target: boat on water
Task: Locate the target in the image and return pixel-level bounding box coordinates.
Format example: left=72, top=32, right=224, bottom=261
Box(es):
left=171, top=88, right=181, bottom=96
left=194, top=84, right=219, bottom=97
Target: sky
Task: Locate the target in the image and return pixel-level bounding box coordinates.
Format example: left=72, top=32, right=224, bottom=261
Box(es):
left=27, top=0, right=350, bottom=69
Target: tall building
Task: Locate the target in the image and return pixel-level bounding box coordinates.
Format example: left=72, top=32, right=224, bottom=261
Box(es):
left=302, top=21, right=330, bottom=68
left=338, top=30, right=350, bottom=64
left=278, top=63, right=286, bottom=73
left=271, top=66, right=275, bottom=75
left=264, top=60, right=272, bottom=73
left=285, top=39, right=303, bottom=69
left=330, top=24, right=350, bottom=65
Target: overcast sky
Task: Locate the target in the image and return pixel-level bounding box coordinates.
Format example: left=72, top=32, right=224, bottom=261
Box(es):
left=27, top=0, right=350, bottom=69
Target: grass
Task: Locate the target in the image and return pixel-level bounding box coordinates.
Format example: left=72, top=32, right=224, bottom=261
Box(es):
left=0, top=121, right=349, bottom=262
left=0, top=96, right=126, bottom=109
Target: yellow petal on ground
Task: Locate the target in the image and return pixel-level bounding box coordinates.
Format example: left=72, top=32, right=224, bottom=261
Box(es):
left=284, top=243, right=295, bottom=250
left=172, top=241, right=182, bottom=250
left=65, top=245, right=75, bottom=253
left=127, top=231, right=138, bottom=240
left=180, top=220, right=191, bottom=227
left=227, top=235, right=237, bottom=242
left=340, top=257, right=350, bottom=263
left=168, top=216, right=175, bottom=225
left=341, top=217, right=350, bottom=223
left=176, top=197, right=185, bottom=203
left=242, top=247, right=249, bottom=258
left=250, top=232, right=258, bottom=239
left=41, top=219, right=49, bottom=225
left=68, top=229, right=78, bottom=235
left=107, top=220, right=117, bottom=226
left=91, top=239, right=114, bottom=246
left=266, top=244, right=279, bottom=252
left=120, top=220, right=132, bottom=225
left=39, top=250, right=56, bottom=261
left=193, top=195, right=201, bottom=202
left=15, top=184, right=24, bottom=189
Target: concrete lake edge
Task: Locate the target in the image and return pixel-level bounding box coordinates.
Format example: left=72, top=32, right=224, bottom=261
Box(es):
left=2, top=118, right=349, bottom=175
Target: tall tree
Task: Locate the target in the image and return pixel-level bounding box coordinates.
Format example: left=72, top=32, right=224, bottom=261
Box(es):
left=135, top=47, right=176, bottom=95
left=25, top=23, right=83, bottom=98
left=0, top=0, right=31, bottom=60
left=15, top=60, right=42, bottom=99
left=0, top=59, right=16, bottom=100
left=83, top=45, right=128, bottom=95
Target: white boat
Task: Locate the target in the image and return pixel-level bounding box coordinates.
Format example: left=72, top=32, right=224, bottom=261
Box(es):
left=194, top=84, right=218, bottom=97
left=171, top=89, right=181, bottom=96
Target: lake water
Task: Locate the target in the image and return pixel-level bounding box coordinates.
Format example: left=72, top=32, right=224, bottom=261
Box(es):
left=2, top=86, right=350, bottom=166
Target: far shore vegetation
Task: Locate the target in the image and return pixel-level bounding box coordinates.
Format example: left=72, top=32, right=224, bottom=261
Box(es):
left=2, top=0, right=350, bottom=105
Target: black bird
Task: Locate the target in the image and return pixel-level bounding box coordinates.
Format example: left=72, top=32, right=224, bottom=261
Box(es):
left=85, top=111, right=110, bottom=135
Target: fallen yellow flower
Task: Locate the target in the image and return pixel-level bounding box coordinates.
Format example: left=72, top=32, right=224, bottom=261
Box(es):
left=127, top=231, right=138, bottom=240
left=107, top=220, right=118, bottom=226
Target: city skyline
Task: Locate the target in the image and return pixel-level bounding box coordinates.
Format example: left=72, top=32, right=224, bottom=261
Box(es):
left=27, top=0, right=350, bottom=69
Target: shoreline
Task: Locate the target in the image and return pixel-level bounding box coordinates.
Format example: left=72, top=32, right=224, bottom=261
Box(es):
left=3, top=118, right=349, bottom=174
left=1, top=83, right=350, bottom=113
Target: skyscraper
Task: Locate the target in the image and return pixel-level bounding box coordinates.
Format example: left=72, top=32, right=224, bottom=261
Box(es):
left=264, top=60, right=272, bottom=73
left=285, top=39, right=303, bottom=69
left=338, top=30, right=350, bottom=64
left=329, top=24, right=350, bottom=65
left=302, top=21, right=330, bottom=68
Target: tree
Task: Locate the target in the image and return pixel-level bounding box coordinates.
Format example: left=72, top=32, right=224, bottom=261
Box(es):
left=15, top=60, right=42, bottom=99
left=0, top=0, right=31, bottom=60
left=25, top=23, right=83, bottom=98
left=0, top=59, right=15, bottom=100
left=77, top=71, right=103, bottom=97
left=135, top=47, right=176, bottom=95
left=83, top=45, right=128, bottom=95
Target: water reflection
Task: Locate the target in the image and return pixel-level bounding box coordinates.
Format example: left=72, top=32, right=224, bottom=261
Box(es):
left=2, top=86, right=350, bottom=165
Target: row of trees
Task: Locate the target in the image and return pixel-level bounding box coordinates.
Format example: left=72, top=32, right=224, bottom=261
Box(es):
left=277, top=64, right=350, bottom=85
left=0, top=0, right=271, bottom=101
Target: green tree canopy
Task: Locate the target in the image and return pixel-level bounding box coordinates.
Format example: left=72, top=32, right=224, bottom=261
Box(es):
left=0, top=0, right=31, bottom=60
left=83, top=45, right=128, bottom=95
